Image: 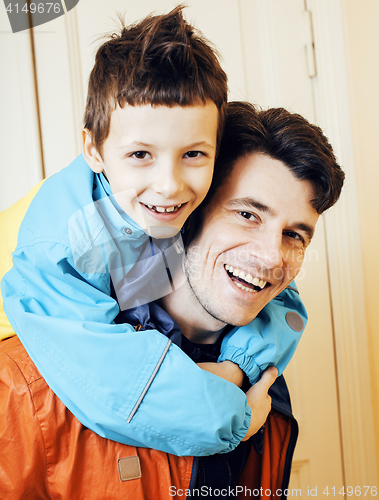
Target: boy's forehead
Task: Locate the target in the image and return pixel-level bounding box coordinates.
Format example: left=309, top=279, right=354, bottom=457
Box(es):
left=106, top=102, right=219, bottom=146
left=111, top=101, right=218, bottom=117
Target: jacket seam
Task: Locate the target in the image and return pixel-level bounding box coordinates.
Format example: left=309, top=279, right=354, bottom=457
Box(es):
left=126, top=415, right=245, bottom=455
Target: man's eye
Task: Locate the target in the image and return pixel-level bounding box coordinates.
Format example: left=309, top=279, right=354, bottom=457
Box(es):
left=184, top=151, right=204, bottom=158
left=239, top=211, right=258, bottom=222
left=130, top=151, right=151, bottom=160
left=284, top=231, right=304, bottom=243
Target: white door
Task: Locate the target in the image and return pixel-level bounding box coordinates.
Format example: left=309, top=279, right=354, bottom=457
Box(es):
left=0, top=10, right=43, bottom=211
left=1, top=0, right=346, bottom=491
left=238, top=0, right=344, bottom=493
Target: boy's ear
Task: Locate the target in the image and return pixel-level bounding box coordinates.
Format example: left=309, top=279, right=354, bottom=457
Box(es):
left=82, top=129, right=104, bottom=174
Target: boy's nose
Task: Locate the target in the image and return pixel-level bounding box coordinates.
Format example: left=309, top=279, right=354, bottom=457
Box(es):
left=153, top=163, right=184, bottom=199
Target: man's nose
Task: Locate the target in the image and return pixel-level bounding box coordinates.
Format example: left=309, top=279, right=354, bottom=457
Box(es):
left=153, top=161, right=184, bottom=199
left=248, top=230, right=283, bottom=270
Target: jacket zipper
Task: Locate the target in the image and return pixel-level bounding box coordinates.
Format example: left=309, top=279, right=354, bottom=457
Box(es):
left=188, top=456, right=200, bottom=492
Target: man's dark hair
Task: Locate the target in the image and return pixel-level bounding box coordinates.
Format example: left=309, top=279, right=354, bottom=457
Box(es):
left=184, top=101, right=345, bottom=245
left=209, top=101, right=344, bottom=214
left=83, top=5, right=228, bottom=154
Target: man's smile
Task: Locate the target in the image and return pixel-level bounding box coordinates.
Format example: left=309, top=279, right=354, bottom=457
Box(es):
left=224, top=264, right=270, bottom=293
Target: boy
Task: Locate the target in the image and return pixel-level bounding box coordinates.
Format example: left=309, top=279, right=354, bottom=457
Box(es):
left=0, top=7, right=307, bottom=455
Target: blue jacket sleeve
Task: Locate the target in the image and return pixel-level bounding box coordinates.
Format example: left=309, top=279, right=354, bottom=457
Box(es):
left=1, top=240, right=250, bottom=457
left=218, top=283, right=307, bottom=385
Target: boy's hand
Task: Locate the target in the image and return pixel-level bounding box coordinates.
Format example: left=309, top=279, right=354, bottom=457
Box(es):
left=241, top=367, right=278, bottom=441
left=198, top=361, right=244, bottom=387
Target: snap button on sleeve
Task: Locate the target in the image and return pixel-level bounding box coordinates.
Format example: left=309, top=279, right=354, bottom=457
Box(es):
left=285, top=311, right=304, bottom=332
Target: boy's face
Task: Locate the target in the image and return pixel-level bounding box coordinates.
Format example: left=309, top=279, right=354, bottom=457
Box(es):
left=83, top=102, right=218, bottom=238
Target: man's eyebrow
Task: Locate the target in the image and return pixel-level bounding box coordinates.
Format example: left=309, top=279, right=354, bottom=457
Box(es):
left=226, top=197, right=274, bottom=214
left=227, top=197, right=315, bottom=241
left=291, top=222, right=315, bottom=241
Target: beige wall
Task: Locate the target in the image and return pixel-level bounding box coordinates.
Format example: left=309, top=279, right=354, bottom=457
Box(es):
left=342, top=0, right=379, bottom=476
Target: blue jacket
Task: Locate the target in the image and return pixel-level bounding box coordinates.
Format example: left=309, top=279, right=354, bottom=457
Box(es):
left=1, top=154, right=307, bottom=456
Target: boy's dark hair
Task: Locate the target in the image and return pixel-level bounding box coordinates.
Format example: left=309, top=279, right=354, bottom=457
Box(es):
left=184, top=101, right=345, bottom=245
left=84, top=5, right=228, bottom=154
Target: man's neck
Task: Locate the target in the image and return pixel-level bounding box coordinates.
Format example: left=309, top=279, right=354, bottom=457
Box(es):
left=159, top=280, right=227, bottom=345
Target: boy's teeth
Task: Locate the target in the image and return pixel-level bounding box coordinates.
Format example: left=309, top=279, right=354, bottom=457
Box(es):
left=224, top=265, right=267, bottom=289
left=146, top=203, right=183, bottom=213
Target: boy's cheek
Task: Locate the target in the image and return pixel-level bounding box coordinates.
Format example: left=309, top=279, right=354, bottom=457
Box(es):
left=113, top=190, right=148, bottom=229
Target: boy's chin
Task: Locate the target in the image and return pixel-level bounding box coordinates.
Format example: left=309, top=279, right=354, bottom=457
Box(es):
left=146, top=225, right=180, bottom=239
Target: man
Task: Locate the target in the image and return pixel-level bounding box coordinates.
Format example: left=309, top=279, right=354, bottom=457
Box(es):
left=0, top=102, right=344, bottom=499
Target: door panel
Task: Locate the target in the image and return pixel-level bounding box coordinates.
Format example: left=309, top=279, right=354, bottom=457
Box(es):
left=239, top=0, right=343, bottom=490
left=0, top=13, right=43, bottom=211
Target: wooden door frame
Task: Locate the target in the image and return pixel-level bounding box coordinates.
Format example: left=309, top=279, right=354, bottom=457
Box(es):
left=306, top=0, right=377, bottom=485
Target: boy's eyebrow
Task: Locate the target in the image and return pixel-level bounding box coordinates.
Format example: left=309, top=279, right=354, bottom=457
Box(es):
left=118, top=141, right=216, bottom=150
left=227, top=197, right=315, bottom=240
left=118, top=142, right=153, bottom=149
left=187, top=141, right=216, bottom=150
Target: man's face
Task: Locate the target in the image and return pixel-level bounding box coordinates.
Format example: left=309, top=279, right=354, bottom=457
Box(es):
left=83, top=102, right=218, bottom=238
left=184, top=152, right=319, bottom=327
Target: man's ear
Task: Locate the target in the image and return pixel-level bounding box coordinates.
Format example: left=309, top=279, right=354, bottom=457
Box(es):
left=82, top=129, right=104, bottom=174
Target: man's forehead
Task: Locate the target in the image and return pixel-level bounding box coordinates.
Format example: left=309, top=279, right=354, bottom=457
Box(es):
left=210, top=152, right=319, bottom=241
left=220, top=152, right=313, bottom=202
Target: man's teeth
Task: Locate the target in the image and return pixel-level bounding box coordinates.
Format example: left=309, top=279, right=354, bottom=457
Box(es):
left=224, top=264, right=267, bottom=289
left=146, top=204, right=183, bottom=213
left=235, top=282, right=255, bottom=293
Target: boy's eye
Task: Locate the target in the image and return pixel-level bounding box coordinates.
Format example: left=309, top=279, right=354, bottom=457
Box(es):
left=130, top=151, right=151, bottom=160
left=184, top=151, right=205, bottom=158
left=239, top=211, right=258, bottom=222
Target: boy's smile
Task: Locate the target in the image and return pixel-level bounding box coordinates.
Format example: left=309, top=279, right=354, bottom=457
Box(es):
left=83, top=102, right=218, bottom=238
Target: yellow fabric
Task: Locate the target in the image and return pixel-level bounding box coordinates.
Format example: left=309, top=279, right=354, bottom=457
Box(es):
left=0, top=180, right=46, bottom=340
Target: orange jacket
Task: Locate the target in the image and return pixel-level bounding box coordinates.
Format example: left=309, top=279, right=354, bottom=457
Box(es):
left=0, top=336, right=297, bottom=499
